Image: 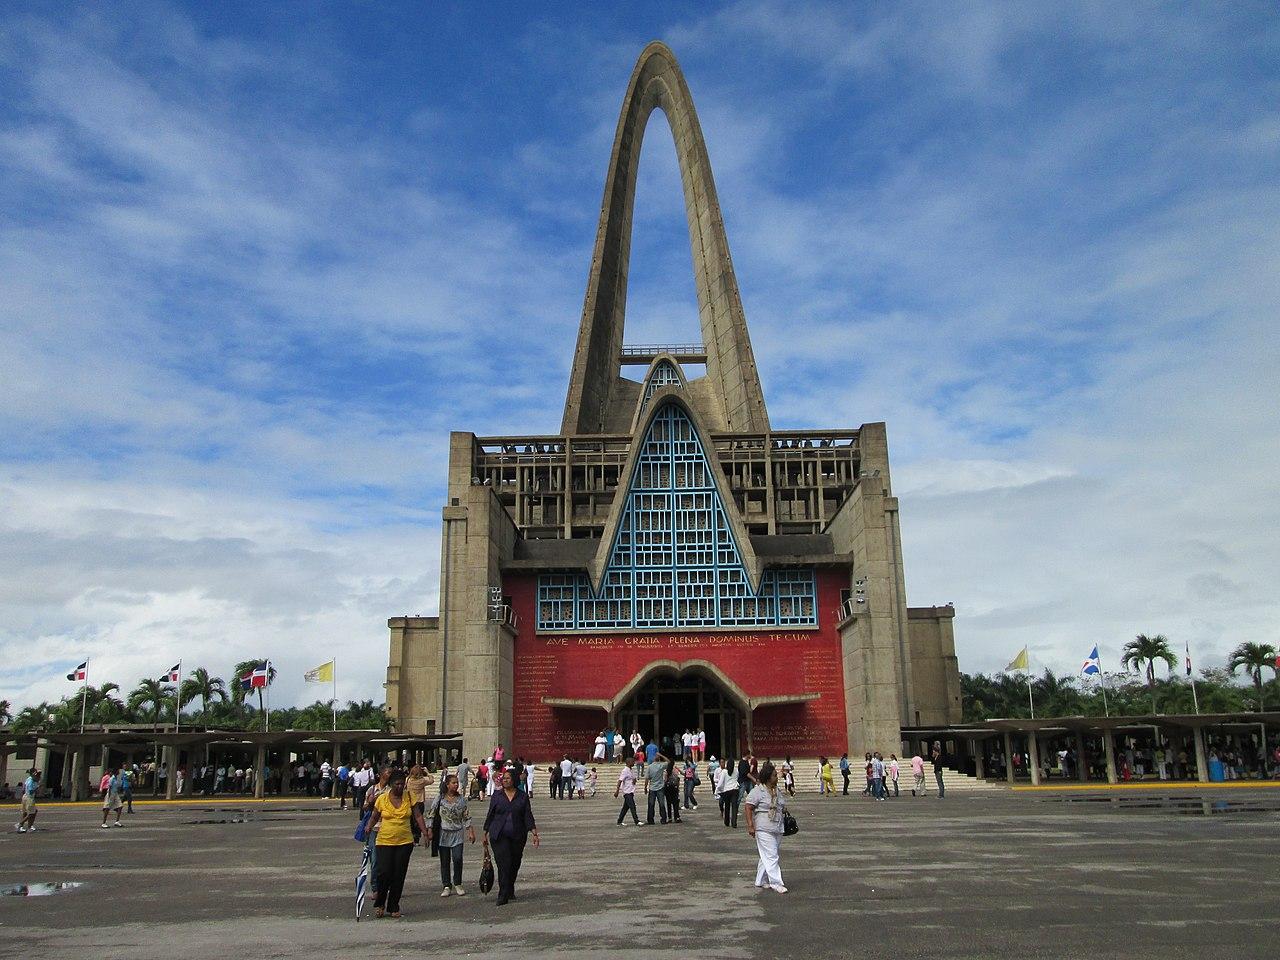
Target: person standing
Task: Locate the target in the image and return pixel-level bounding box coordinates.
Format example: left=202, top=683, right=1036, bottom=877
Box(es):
left=629, top=730, right=644, bottom=761
left=493, top=744, right=505, bottom=766
left=426, top=773, right=475, bottom=897
left=645, top=738, right=659, bottom=764
left=483, top=765, right=539, bottom=906
left=336, top=762, right=350, bottom=809
left=366, top=768, right=427, bottom=918
left=319, top=759, right=332, bottom=798
left=839, top=753, right=850, bottom=795
left=683, top=759, right=698, bottom=810
left=888, top=755, right=901, bottom=797
left=745, top=760, right=787, bottom=894
left=121, top=768, right=134, bottom=813
left=696, top=727, right=706, bottom=762
left=558, top=756, right=573, bottom=800
left=870, top=752, right=885, bottom=801
left=15, top=769, right=40, bottom=833
left=615, top=756, right=640, bottom=825
left=593, top=732, right=607, bottom=762
left=818, top=757, right=835, bottom=797
left=719, top=759, right=740, bottom=828
left=681, top=728, right=692, bottom=761
left=101, top=768, right=124, bottom=828
left=781, top=758, right=795, bottom=798
left=932, top=742, right=946, bottom=798
left=573, top=759, right=587, bottom=799
left=613, top=730, right=625, bottom=763
left=406, top=764, right=434, bottom=845
left=911, top=752, right=926, bottom=796
left=645, top=752, right=669, bottom=824
left=603, top=725, right=615, bottom=763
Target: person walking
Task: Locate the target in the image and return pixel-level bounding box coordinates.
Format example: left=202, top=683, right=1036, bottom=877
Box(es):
left=645, top=752, right=669, bottom=824
left=932, top=742, right=946, bottom=798
left=15, top=769, right=39, bottom=833
left=121, top=767, right=134, bottom=813
left=366, top=768, right=427, bottom=918
left=336, top=762, right=350, bottom=809
left=100, top=768, right=124, bottom=828
left=911, top=752, right=927, bottom=796
left=483, top=765, right=539, bottom=906
left=839, top=753, right=850, bottom=795
left=455, top=757, right=472, bottom=799
left=683, top=759, right=698, bottom=810
left=426, top=773, right=475, bottom=897
left=745, top=760, right=787, bottom=894
left=629, top=730, right=644, bottom=761
left=719, top=758, right=740, bottom=827
left=870, top=752, right=885, bottom=801
left=782, top=758, right=795, bottom=798
left=863, top=753, right=873, bottom=796
left=818, top=757, right=835, bottom=797
left=888, top=755, right=901, bottom=797
left=615, top=756, right=641, bottom=825
left=574, top=759, right=587, bottom=799
left=558, top=756, right=573, bottom=800
left=663, top=757, right=682, bottom=823
left=406, top=764, right=434, bottom=845
left=593, top=732, right=607, bottom=762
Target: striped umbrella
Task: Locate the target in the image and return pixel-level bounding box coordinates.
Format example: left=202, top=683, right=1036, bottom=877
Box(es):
left=355, top=845, right=370, bottom=920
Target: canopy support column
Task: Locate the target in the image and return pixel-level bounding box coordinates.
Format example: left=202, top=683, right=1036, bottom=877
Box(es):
left=1027, top=733, right=1042, bottom=786
left=1102, top=731, right=1117, bottom=784
left=1075, top=732, right=1088, bottom=782
left=1003, top=732, right=1014, bottom=783
left=254, top=744, right=266, bottom=800
left=1193, top=727, right=1209, bottom=783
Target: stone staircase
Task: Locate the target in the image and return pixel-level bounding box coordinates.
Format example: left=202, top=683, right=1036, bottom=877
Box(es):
left=536, top=757, right=1005, bottom=794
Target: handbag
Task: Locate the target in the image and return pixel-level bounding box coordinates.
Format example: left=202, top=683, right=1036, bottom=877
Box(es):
left=353, top=809, right=373, bottom=843
left=782, top=811, right=799, bottom=836
left=478, top=848, right=495, bottom=894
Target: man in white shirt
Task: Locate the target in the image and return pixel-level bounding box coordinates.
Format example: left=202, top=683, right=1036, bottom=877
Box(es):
left=696, top=728, right=706, bottom=762
left=614, top=757, right=640, bottom=825
left=681, top=729, right=693, bottom=760
left=559, top=756, right=574, bottom=800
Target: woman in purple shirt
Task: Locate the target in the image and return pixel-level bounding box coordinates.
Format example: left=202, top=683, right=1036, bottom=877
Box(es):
left=482, top=765, right=540, bottom=905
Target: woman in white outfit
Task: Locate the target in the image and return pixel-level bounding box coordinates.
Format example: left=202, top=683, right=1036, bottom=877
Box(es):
left=744, top=760, right=787, bottom=894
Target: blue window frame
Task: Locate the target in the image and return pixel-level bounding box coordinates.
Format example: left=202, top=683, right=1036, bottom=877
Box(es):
left=537, top=401, right=816, bottom=630
left=638, top=359, right=683, bottom=413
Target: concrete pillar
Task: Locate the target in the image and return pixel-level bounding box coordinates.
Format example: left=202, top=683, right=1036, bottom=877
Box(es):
left=1075, top=732, right=1088, bottom=782
left=1193, top=727, right=1209, bottom=783
left=71, top=747, right=89, bottom=801
left=973, top=740, right=986, bottom=779
left=1028, top=733, right=1042, bottom=786
left=1102, top=731, right=1117, bottom=783
left=165, top=746, right=177, bottom=799
left=254, top=745, right=266, bottom=799
left=61, top=749, right=74, bottom=799
left=0, top=746, right=8, bottom=791
left=1003, top=732, right=1015, bottom=783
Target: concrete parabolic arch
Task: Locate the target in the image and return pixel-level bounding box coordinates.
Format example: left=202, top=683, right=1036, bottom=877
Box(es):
left=561, top=41, right=771, bottom=436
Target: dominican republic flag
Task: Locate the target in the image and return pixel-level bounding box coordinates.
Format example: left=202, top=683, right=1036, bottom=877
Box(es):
left=240, top=661, right=270, bottom=691
left=1081, top=646, right=1101, bottom=676
left=66, top=661, right=88, bottom=682
left=1185, top=639, right=1193, bottom=677
left=161, top=663, right=181, bottom=683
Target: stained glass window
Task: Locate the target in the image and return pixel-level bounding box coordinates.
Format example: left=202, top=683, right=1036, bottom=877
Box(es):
left=537, top=401, right=816, bottom=630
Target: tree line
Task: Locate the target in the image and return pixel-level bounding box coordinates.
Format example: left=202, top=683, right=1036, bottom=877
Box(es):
left=963, top=635, right=1279, bottom=721
left=0, top=661, right=390, bottom=733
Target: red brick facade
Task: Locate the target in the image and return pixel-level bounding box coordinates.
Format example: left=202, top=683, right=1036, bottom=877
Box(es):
left=507, top=568, right=849, bottom=760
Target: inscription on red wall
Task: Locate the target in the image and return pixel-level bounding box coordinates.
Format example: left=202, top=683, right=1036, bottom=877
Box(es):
left=506, top=570, right=849, bottom=761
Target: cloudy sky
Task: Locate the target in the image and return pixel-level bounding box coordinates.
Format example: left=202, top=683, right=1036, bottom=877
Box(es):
left=2, top=2, right=1277, bottom=712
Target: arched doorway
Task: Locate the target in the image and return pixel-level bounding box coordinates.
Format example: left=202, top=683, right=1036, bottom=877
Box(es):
left=614, top=672, right=742, bottom=759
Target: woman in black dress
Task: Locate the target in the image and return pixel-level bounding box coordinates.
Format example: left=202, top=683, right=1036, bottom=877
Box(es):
left=482, top=764, right=540, bottom=905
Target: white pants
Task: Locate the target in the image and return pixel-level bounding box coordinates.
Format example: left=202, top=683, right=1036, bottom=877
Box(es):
left=754, top=830, right=783, bottom=887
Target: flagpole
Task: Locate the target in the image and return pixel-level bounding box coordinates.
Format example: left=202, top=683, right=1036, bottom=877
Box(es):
left=1099, top=651, right=1110, bottom=718
left=265, top=661, right=271, bottom=734
left=79, top=659, right=89, bottom=734
left=332, top=657, right=338, bottom=732
left=175, top=660, right=182, bottom=734
left=1186, top=640, right=1200, bottom=715
left=1027, top=674, right=1035, bottom=719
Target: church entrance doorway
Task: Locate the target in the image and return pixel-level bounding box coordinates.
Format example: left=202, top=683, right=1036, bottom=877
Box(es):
left=614, top=672, right=741, bottom=759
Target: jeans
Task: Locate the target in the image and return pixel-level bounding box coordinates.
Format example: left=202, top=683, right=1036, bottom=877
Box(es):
left=438, top=842, right=463, bottom=888
left=558, top=777, right=570, bottom=799
left=489, top=834, right=526, bottom=903
left=617, top=793, right=639, bottom=824
left=891, top=777, right=899, bottom=797
left=935, top=770, right=945, bottom=797
left=842, top=770, right=850, bottom=794
left=721, top=788, right=739, bottom=826
left=664, top=783, right=681, bottom=821
left=374, top=843, right=413, bottom=913
left=683, top=779, right=696, bottom=808
left=646, top=787, right=668, bottom=823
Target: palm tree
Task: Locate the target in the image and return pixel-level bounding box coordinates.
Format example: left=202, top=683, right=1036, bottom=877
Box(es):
left=179, top=668, right=227, bottom=719
left=1032, top=669, right=1084, bottom=716
left=1121, top=633, right=1178, bottom=714
left=128, top=678, right=172, bottom=729
left=1227, top=642, right=1278, bottom=712
left=0, top=699, right=11, bottom=726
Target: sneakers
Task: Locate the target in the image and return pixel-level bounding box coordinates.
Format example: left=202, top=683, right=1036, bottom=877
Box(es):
left=770, top=884, right=788, bottom=894
left=16, top=825, right=25, bottom=833
left=112, top=821, right=123, bottom=827
left=100, top=823, right=109, bottom=828
left=454, top=885, right=466, bottom=896
left=440, top=888, right=452, bottom=898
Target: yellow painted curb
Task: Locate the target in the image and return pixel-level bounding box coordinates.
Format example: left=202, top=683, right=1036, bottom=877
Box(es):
left=1011, top=781, right=1280, bottom=792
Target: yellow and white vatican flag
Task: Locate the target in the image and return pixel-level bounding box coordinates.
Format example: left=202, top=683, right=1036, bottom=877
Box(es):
left=1004, top=646, right=1030, bottom=673
left=304, top=660, right=334, bottom=683
left=305, top=659, right=338, bottom=730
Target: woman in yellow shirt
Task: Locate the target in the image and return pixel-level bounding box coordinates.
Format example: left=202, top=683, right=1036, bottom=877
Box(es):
left=366, top=769, right=428, bottom=918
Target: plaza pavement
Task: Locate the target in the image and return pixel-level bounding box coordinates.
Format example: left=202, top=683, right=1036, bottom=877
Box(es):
left=1, top=784, right=1277, bottom=959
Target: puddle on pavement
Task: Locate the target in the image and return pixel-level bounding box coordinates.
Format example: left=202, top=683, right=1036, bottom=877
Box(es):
left=1046, top=796, right=1280, bottom=816
left=1, top=882, right=85, bottom=897
left=187, top=810, right=299, bottom=825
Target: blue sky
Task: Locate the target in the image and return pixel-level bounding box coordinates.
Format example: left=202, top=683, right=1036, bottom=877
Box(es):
left=2, top=2, right=1278, bottom=711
